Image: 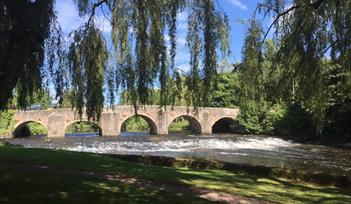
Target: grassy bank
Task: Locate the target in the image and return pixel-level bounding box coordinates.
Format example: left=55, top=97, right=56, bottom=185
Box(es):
left=0, top=143, right=350, bottom=204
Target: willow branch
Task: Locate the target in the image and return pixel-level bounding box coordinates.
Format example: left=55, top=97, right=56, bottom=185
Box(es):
left=86, top=0, right=108, bottom=28
left=260, top=0, right=327, bottom=43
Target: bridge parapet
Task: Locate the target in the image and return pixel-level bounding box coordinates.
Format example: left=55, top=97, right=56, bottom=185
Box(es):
left=12, top=106, right=239, bottom=137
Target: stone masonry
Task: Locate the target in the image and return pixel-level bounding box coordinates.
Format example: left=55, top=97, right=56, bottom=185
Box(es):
left=12, top=105, right=239, bottom=137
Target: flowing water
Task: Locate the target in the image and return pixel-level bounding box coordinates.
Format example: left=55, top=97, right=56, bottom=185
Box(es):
left=4, top=133, right=351, bottom=176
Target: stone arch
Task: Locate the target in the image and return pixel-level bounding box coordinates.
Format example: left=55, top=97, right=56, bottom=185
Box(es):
left=12, top=120, right=48, bottom=138
left=64, top=120, right=102, bottom=136
left=168, top=115, right=202, bottom=133
left=211, top=116, right=241, bottom=133
left=120, top=113, right=158, bottom=135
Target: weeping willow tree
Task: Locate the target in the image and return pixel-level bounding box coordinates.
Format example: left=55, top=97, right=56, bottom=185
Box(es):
left=106, top=0, right=230, bottom=109
left=68, top=0, right=229, bottom=119
left=68, top=26, right=108, bottom=120
left=0, top=0, right=62, bottom=110
left=0, top=0, right=229, bottom=120
left=257, top=0, right=351, bottom=130
left=239, top=19, right=263, bottom=102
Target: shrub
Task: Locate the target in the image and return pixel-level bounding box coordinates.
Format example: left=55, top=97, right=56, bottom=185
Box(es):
left=238, top=100, right=268, bottom=134
left=261, top=102, right=287, bottom=135
left=0, top=110, right=16, bottom=137
left=274, top=102, right=316, bottom=140
left=323, top=99, right=351, bottom=142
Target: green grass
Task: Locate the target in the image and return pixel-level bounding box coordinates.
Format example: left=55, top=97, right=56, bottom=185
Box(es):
left=0, top=143, right=350, bottom=204
left=0, top=165, right=213, bottom=204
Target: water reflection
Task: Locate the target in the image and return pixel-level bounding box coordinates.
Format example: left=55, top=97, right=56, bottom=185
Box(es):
left=4, top=133, right=351, bottom=176
left=65, top=132, right=100, bottom=137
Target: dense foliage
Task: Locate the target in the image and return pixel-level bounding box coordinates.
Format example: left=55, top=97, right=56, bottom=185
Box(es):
left=237, top=0, right=351, bottom=142
left=210, top=72, right=240, bottom=108
left=0, top=110, right=15, bottom=137
left=0, top=0, right=59, bottom=110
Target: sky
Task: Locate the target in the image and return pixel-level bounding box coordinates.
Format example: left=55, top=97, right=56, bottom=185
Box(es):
left=55, top=0, right=267, bottom=70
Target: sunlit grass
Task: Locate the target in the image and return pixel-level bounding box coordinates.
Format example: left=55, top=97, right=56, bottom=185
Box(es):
left=0, top=142, right=350, bottom=204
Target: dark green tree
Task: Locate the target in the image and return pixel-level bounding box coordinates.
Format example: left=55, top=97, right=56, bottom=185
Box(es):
left=211, top=72, right=240, bottom=108
left=0, top=0, right=60, bottom=110
left=259, top=0, right=351, bottom=131
left=239, top=19, right=263, bottom=102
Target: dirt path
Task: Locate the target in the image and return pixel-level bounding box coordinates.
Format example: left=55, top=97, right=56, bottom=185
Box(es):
left=0, top=160, right=272, bottom=204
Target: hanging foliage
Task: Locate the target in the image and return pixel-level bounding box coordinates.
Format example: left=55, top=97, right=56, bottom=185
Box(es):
left=67, top=25, right=108, bottom=120
left=108, top=0, right=229, bottom=109
left=0, top=0, right=230, bottom=121
left=258, top=0, right=351, bottom=130
left=0, top=0, right=60, bottom=110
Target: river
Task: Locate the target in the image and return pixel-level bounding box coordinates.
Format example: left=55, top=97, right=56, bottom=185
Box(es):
left=4, top=133, right=351, bottom=177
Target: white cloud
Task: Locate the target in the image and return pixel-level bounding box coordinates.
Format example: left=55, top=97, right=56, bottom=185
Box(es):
left=228, top=0, right=248, bottom=10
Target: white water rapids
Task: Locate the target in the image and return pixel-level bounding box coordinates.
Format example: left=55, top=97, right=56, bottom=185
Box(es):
left=65, top=137, right=294, bottom=154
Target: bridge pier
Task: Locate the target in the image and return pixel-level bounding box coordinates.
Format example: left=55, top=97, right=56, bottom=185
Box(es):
left=156, top=111, right=168, bottom=135
left=101, top=113, right=120, bottom=136
left=201, top=112, right=212, bottom=134
left=47, top=115, right=65, bottom=138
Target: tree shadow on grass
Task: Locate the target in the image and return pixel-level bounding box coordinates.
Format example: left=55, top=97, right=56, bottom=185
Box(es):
left=0, top=165, right=216, bottom=204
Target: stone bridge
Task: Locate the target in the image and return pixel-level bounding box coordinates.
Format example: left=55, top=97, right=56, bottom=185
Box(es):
left=12, top=106, right=240, bottom=137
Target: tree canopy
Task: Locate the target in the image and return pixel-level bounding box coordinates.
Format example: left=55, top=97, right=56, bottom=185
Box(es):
left=236, top=0, right=351, bottom=140
left=0, top=0, right=229, bottom=120
left=258, top=0, right=351, bottom=122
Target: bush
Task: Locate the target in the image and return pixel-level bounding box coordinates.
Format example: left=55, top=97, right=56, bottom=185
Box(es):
left=238, top=100, right=267, bottom=134
left=121, top=117, right=149, bottom=132
left=323, top=99, right=351, bottom=142
left=261, top=103, right=286, bottom=135
left=27, top=123, right=48, bottom=135
left=274, top=103, right=316, bottom=140
left=0, top=110, right=16, bottom=137
left=239, top=100, right=286, bottom=135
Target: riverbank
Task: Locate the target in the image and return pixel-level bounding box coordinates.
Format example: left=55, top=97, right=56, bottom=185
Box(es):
left=0, top=142, right=350, bottom=204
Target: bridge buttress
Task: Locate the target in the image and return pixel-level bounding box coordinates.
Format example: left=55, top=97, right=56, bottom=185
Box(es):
left=157, top=110, right=168, bottom=135
left=101, top=112, right=120, bottom=136
left=201, top=112, right=212, bottom=134
left=47, top=115, right=65, bottom=137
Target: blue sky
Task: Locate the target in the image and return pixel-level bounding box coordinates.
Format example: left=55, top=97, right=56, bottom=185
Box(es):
left=56, top=0, right=267, bottom=69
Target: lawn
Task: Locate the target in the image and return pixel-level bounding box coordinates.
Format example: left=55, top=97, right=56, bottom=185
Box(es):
left=0, top=142, right=350, bottom=204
